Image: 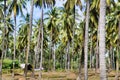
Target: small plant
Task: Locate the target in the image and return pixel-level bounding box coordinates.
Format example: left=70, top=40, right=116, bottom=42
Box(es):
left=2, top=59, right=20, bottom=69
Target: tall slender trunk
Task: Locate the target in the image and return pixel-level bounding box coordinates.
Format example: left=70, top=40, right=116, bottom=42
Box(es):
left=113, top=49, right=115, bottom=69
left=0, top=0, right=6, bottom=79
left=51, top=28, right=54, bottom=71
left=99, top=0, right=107, bottom=80
left=78, top=49, right=82, bottom=80
left=39, top=0, right=43, bottom=79
left=12, top=15, right=16, bottom=79
left=89, top=46, right=92, bottom=69
left=115, top=19, right=120, bottom=80
left=84, top=0, right=90, bottom=80
left=90, top=33, right=93, bottom=69
left=25, top=0, right=34, bottom=78
left=4, top=0, right=7, bottom=59
left=109, top=46, right=112, bottom=69
left=71, top=5, right=75, bottom=70
left=67, top=41, right=70, bottom=71
left=35, top=43, right=40, bottom=69
left=92, top=50, right=95, bottom=68
left=96, top=15, right=100, bottom=73
left=115, top=47, right=119, bottom=80
left=65, top=48, right=67, bottom=71
left=53, top=44, right=56, bottom=71
left=96, top=39, right=99, bottom=73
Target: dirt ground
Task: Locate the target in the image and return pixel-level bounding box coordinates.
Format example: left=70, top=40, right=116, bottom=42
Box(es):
left=2, top=71, right=77, bottom=80
left=1, top=69, right=119, bottom=80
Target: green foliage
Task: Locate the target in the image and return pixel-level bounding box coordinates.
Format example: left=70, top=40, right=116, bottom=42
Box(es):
left=2, top=59, right=20, bottom=69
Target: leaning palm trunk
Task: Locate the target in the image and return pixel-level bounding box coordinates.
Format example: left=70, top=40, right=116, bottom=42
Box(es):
left=39, top=0, right=44, bottom=79
left=99, top=0, right=107, bottom=80
left=84, top=0, right=90, bottom=80
left=25, top=0, right=34, bottom=78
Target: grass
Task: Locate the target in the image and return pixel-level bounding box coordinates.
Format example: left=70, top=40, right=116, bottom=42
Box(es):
left=1, top=69, right=119, bottom=80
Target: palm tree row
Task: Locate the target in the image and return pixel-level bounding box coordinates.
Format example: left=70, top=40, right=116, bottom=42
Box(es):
left=0, top=0, right=120, bottom=80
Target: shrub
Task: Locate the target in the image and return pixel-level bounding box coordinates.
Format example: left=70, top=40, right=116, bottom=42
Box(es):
left=2, top=59, right=20, bottom=69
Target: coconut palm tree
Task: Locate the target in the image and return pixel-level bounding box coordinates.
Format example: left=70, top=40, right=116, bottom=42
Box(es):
left=34, top=0, right=55, bottom=79
left=17, top=13, right=29, bottom=64
left=0, top=0, right=14, bottom=79
left=90, top=1, right=101, bottom=73
left=99, top=0, right=107, bottom=79
left=106, top=1, right=120, bottom=79
left=84, top=0, right=90, bottom=80
left=45, top=7, right=59, bottom=71
left=24, top=0, right=34, bottom=78
left=90, top=0, right=116, bottom=73
left=9, top=0, right=27, bottom=78
left=0, top=0, right=6, bottom=79
left=59, top=6, right=75, bottom=70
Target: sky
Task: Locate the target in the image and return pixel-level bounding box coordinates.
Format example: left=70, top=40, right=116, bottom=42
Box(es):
left=15, top=0, right=85, bottom=32
left=12, top=0, right=119, bottom=28
left=20, top=0, right=67, bottom=21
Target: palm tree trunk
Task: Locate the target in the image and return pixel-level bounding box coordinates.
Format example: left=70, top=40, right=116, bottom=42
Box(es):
left=99, top=0, right=107, bottom=80
left=109, top=46, right=112, bottom=69
left=12, top=15, right=16, bottom=79
left=36, top=27, right=41, bottom=69
left=25, top=0, right=34, bottom=78
left=0, top=58, right=3, bottom=80
left=67, top=41, right=70, bottom=71
left=90, top=33, right=93, bottom=69
left=39, top=0, right=44, bottom=79
left=91, top=50, right=94, bottom=68
left=65, top=48, right=67, bottom=71
left=71, top=5, right=75, bottom=70
left=78, top=50, right=82, bottom=80
left=0, top=0, right=6, bottom=79
left=53, top=44, right=56, bottom=71
left=84, top=0, right=90, bottom=80
left=115, top=47, right=119, bottom=80
left=4, top=0, right=7, bottom=59
left=51, top=29, right=54, bottom=71
left=115, top=19, right=120, bottom=80
left=96, top=17, right=100, bottom=73
left=89, top=48, right=92, bottom=69
left=96, top=39, right=99, bottom=73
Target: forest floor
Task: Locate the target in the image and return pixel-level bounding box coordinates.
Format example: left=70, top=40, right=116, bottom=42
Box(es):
left=1, top=69, right=118, bottom=80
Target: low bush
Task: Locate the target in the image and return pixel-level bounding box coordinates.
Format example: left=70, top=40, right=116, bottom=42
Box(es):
left=2, top=59, right=20, bottom=69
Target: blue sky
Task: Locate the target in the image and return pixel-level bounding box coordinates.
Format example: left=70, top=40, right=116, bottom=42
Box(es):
left=16, top=0, right=84, bottom=29
left=15, top=0, right=69, bottom=34
left=14, top=0, right=119, bottom=27
left=21, top=0, right=67, bottom=21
